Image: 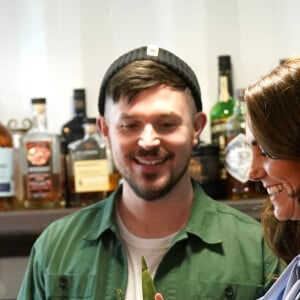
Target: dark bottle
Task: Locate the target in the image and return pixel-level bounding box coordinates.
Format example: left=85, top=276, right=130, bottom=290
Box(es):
left=210, top=55, right=235, bottom=198
left=0, top=120, right=15, bottom=211
left=61, top=89, right=87, bottom=205
left=61, top=89, right=87, bottom=154
left=189, top=143, right=225, bottom=200
left=66, top=118, right=120, bottom=207
left=225, top=89, right=264, bottom=200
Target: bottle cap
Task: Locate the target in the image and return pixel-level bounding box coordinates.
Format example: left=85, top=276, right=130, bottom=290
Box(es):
left=218, top=55, right=231, bottom=71
left=73, top=89, right=85, bottom=100
left=31, top=98, right=46, bottom=104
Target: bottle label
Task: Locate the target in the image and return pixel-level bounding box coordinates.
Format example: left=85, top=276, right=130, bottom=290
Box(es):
left=74, top=159, right=109, bottom=192
left=25, top=141, right=54, bottom=199
left=211, top=120, right=227, bottom=151
left=225, top=133, right=252, bottom=183
left=0, top=148, right=15, bottom=196
left=219, top=76, right=230, bottom=102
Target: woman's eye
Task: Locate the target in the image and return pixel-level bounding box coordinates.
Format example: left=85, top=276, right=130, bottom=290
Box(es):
left=260, top=149, right=272, bottom=158
left=260, top=151, right=268, bottom=157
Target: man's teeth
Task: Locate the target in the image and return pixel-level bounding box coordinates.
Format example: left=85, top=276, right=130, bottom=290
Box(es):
left=136, top=158, right=163, bottom=165
left=267, top=185, right=284, bottom=196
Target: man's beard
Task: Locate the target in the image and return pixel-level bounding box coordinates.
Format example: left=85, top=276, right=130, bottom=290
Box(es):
left=124, top=163, right=189, bottom=201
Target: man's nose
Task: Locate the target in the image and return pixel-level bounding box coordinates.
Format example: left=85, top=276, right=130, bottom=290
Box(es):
left=138, top=124, right=160, bottom=149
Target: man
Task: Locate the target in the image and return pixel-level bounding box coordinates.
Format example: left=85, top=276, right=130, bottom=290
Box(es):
left=18, top=45, right=283, bottom=299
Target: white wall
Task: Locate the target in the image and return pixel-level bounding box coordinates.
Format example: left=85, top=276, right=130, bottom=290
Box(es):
left=1, top=0, right=300, bottom=298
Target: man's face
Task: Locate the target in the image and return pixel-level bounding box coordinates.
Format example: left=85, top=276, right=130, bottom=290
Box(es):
left=100, top=85, right=206, bottom=201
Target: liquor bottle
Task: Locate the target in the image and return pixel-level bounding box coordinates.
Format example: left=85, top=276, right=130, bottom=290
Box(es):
left=189, top=143, right=225, bottom=200
left=210, top=55, right=235, bottom=198
left=67, top=118, right=120, bottom=207
left=61, top=89, right=87, bottom=204
left=0, top=120, right=15, bottom=211
left=225, top=89, right=264, bottom=200
left=22, top=98, right=64, bottom=209
left=61, top=89, right=87, bottom=154
left=7, top=118, right=32, bottom=209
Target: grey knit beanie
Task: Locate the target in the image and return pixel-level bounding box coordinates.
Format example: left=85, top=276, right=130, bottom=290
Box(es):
left=98, top=45, right=202, bottom=115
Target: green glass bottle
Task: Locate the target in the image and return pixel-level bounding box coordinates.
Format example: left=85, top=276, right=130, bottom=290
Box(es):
left=210, top=55, right=235, bottom=150
left=210, top=55, right=235, bottom=199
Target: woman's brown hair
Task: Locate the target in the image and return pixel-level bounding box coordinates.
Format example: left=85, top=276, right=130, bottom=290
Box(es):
left=245, top=57, right=300, bottom=263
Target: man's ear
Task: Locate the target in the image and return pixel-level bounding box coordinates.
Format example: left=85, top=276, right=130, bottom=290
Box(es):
left=97, top=115, right=109, bottom=137
left=193, top=112, right=207, bottom=146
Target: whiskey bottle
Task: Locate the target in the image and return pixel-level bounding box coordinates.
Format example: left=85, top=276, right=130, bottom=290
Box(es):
left=210, top=55, right=235, bottom=198
left=0, top=120, right=15, bottom=211
left=225, top=89, right=264, bottom=200
left=67, top=118, right=120, bottom=207
left=22, top=98, right=64, bottom=209
left=61, top=89, right=87, bottom=205
left=61, top=89, right=87, bottom=154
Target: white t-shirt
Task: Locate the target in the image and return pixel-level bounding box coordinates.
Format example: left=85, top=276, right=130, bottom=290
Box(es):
left=116, top=211, right=177, bottom=300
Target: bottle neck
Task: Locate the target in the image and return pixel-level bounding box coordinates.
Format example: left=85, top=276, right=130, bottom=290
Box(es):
left=74, top=99, right=86, bottom=117
left=218, top=71, right=233, bottom=102
left=31, top=104, right=47, bottom=132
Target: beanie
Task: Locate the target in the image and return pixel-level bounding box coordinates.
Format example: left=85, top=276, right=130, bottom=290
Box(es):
left=98, top=45, right=202, bottom=115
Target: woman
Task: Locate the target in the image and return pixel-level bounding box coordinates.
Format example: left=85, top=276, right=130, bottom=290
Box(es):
left=245, top=56, right=300, bottom=299
left=155, top=57, right=300, bottom=300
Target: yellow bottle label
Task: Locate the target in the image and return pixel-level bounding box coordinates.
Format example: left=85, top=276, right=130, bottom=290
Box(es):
left=74, top=159, right=109, bottom=192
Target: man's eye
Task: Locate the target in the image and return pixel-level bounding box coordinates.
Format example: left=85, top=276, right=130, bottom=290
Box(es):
left=162, top=122, right=176, bottom=128
left=158, top=121, right=178, bottom=130
left=121, top=123, right=138, bottom=130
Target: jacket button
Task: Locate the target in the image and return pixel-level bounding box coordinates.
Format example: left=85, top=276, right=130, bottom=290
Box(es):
left=59, top=276, right=69, bottom=289
left=224, top=286, right=234, bottom=297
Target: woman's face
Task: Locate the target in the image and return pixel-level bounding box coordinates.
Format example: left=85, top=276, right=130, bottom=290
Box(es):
left=246, top=124, right=300, bottom=221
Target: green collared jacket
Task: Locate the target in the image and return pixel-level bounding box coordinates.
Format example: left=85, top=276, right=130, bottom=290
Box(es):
left=17, top=182, right=284, bottom=300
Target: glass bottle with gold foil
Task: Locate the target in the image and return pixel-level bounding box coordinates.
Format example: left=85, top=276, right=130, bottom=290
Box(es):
left=22, top=98, right=64, bottom=209
left=225, top=89, right=264, bottom=200
left=67, top=118, right=120, bottom=207
left=210, top=55, right=235, bottom=199
left=0, top=120, right=15, bottom=211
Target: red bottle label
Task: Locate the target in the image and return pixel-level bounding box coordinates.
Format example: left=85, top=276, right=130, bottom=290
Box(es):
left=25, top=141, right=54, bottom=199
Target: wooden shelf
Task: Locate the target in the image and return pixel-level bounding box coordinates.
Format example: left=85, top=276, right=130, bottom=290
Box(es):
left=0, top=199, right=264, bottom=257
left=0, top=208, right=77, bottom=257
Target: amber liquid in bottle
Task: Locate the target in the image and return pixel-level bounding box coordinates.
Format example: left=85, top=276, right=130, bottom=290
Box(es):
left=67, top=118, right=120, bottom=207
left=0, top=121, right=15, bottom=211
left=61, top=89, right=87, bottom=206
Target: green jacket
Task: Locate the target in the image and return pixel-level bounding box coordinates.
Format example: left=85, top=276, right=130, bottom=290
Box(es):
left=17, top=182, right=284, bottom=299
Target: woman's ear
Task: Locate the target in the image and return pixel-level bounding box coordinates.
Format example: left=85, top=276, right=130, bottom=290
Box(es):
left=97, top=115, right=109, bottom=137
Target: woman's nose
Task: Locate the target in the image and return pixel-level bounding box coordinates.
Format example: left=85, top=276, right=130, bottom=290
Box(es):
left=247, top=153, right=265, bottom=181
left=138, top=124, right=160, bottom=149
